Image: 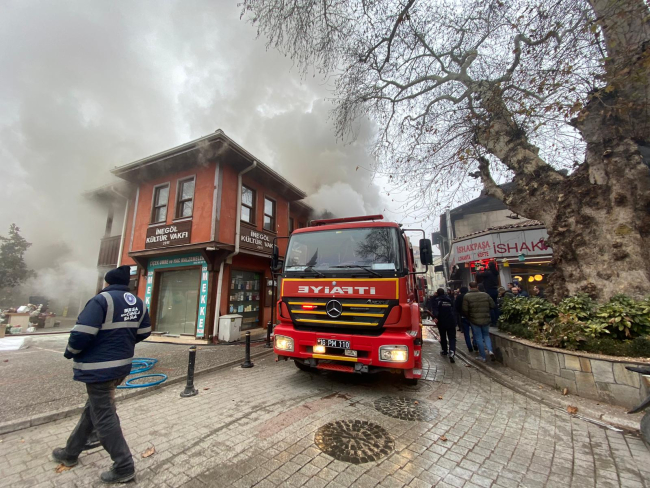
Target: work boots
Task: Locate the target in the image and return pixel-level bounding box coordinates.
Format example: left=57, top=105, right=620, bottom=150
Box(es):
left=100, top=467, right=136, bottom=484
left=51, top=448, right=78, bottom=467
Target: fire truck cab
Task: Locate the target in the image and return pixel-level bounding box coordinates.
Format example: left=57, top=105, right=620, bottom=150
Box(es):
left=271, top=215, right=434, bottom=384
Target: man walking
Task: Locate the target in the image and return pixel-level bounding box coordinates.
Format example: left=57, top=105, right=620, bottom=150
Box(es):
left=455, top=286, right=476, bottom=353
left=431, top=288, right=457, bottom=363
left=52, top=265, right=151, bottom=483
left=462, top=281, right=496, bottom=362
left=476, top=260, right=499, bottom=325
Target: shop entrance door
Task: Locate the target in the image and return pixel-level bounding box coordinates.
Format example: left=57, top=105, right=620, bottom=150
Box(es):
left=156, top=268, right=201, bottom=335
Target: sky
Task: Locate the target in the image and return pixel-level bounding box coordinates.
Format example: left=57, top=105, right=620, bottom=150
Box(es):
left=0, top=0, right=445, bottom=301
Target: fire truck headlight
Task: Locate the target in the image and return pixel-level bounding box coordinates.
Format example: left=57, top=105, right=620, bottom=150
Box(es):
left=313, top=344, right=326, bottom=354
left=379, top=345, right=408, bottom=362
left=275, top=335, right=294, bottom=352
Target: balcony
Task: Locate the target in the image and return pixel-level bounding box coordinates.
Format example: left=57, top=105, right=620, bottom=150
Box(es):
left=98, top=235, right=122, bottom=267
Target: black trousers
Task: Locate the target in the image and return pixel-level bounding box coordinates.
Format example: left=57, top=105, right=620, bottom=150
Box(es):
left=65, top=378, right=134, bottom=474
left=437, top=322, right=456, bottom=353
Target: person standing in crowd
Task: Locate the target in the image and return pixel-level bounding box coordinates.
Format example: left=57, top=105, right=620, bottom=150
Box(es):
left=455, top=286, right=476, bottom=353
left=52, top=265, right=151, bottom=484
left=476, top=260, right=499, bottom=325
left=426, top=289, right=438, bottom=316
left=495, top=286, right=513, bottom=324
left=431, top=288, right=457, bottom=363
left=453, top=289, right=462, bottom=331
left=515, top=285, right=530, bottom=298
left=533, top=285, right=545, bottom=298
left=462, top=281, right=496, bottom=362
left=497, top=286, right=513, bottom=307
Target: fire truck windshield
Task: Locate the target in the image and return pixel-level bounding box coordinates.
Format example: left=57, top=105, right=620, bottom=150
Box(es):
left=284, top=227, right=401, bottom=275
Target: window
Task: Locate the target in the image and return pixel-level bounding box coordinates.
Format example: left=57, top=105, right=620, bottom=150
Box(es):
left=176, top=177, right=195, bottom=219
left=151, top=184, right=169, bottom=224
left=289, top=217, right=295, bottom=234
left=285, top=227, right=400, bottom=273
left=264, top=197, right=276, bottom=231
left=241, top=186, right=255, bottom=224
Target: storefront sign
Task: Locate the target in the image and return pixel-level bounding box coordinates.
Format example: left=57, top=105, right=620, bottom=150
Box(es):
left=144, top=253, right=208, bottom=338
left=239, top=227, right=274, bottom=254
left=450, top=228, right=551, bottom=267
left=145, top=221, right=192, bottom=250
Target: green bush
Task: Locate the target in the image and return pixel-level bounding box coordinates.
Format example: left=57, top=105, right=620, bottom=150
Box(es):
left=590, top=294, right=650, bottom=339
left=497, top=293, right=650, bottom=357
left=498, top=297, right=557, bottom=331
left=581, top=336, right=650, bottom=357
left=535, top=313, right=584, bottom=350
left=557, top=294, right=594, bottom=320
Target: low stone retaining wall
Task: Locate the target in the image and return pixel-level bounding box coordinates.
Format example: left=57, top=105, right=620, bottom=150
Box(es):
left=490, top=328, right=650, bottom=410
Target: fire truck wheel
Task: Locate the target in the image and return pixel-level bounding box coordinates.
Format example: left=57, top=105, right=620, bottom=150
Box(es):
left=294, top=360, right=313, bottom=372
left=403, top=377, right=418, bottom=386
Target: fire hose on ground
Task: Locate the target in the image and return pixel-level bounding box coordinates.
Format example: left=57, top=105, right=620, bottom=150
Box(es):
left=116, top=358, right=168, bottom=389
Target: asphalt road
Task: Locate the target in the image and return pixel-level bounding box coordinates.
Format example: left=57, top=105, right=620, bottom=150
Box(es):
left=0, top=334, right=266, bottom=423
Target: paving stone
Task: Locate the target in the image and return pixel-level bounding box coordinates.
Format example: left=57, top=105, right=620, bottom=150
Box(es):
left=543, top=351, right=561, bottom=376
left=564, top=354, right=582, bottom=371
left=0, top=347, right=648, bottom=488
left=612, top=363, right=641, bottom=388
left=591, top=360, right=615, bottom=383
left=575, top=371, right=599, bottom=398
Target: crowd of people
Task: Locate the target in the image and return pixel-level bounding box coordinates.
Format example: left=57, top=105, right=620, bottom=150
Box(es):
left=426, top=260, right=544, bottom=363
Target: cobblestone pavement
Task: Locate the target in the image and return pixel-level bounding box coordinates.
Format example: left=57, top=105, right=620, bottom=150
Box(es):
left=1, top=344, right=649, bottom=488
left=0, top=333, right=267, bottom=421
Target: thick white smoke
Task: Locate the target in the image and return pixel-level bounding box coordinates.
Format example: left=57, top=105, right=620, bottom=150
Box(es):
left=0, top=0, right=393, bottom=306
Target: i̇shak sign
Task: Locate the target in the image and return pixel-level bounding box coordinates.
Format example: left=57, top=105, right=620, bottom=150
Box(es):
left=449, top=228, right=552, bottom=267
left=145, top=221, right=192, bottom=249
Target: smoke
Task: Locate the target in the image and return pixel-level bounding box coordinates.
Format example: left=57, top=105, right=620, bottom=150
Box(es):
left=22, top=261, right=98, bottom=307
left=0, top=0, right=391, bottom=302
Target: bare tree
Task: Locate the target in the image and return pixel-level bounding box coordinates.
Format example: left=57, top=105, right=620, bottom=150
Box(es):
left=241, top=0, right=650, bottom=301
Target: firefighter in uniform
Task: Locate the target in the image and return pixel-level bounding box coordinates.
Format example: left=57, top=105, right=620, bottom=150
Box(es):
left=52, top=265, right=151, bottom=484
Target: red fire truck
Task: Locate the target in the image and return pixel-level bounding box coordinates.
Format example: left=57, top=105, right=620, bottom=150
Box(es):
left=271, top=215, right=433, bottom=384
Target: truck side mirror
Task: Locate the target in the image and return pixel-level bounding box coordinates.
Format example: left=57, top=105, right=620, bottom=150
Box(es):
left=419, top=239, right=434, bottom=266
left=271, top=245, right=280, bottom=271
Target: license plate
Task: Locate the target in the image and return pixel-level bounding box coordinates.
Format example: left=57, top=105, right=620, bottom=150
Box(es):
left=317, top=339, right=351, bottom=349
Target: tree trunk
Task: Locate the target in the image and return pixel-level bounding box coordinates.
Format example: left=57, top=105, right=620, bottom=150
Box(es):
left=475, top=1, right=650, bottom=302
left=482, top=119, right=650, bottom=301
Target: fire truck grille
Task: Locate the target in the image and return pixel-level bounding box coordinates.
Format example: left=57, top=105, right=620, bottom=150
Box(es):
left=285, top=298, right=396, bottom=329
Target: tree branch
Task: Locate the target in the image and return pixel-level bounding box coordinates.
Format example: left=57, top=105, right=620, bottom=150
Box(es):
left=477, top=157, right=505, bottom=201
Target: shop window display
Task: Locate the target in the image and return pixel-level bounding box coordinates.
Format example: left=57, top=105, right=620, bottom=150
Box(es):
left=228, top=270, right=261, bottom=329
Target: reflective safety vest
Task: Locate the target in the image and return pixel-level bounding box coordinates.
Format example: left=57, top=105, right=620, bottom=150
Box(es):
left=64, top=284, right=151, bottom=383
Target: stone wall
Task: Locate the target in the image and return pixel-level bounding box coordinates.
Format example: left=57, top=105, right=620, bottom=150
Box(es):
left=490, top=328, right=650, bottom=409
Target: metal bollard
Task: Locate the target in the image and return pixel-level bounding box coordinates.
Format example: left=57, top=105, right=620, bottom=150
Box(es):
left=241, top=331, right=254, bottom=368
left=180, top=346, right=198, bottom=397
left=265, top=320, right=273, bottom=348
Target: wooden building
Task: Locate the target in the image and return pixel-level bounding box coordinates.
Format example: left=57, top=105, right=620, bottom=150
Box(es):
left=91, top=130, right=311, bottom=341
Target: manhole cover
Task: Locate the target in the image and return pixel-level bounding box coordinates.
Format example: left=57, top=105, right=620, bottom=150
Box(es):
left=373, top=396, right=437, bottom=421
left=314, top=420, right=394, bottom=464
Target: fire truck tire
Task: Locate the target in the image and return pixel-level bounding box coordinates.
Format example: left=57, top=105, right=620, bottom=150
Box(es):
left=404, top=377, right=418, bottom=386
left=294, top=360, right=312, bottom=372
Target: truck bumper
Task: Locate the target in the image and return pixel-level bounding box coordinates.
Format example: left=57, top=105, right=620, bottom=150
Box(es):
left=273, top=324, right=422, bottom=377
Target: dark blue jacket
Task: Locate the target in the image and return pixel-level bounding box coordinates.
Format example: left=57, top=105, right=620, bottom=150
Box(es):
left=431, top=294, right=455, bottom=327
left=64, top=284, right=151, bottom=383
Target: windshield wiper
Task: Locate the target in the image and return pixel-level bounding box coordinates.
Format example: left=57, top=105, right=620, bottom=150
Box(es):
left=301, top=265, right=325, bottom=277
left=330, top=265, right=382, bottom=277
